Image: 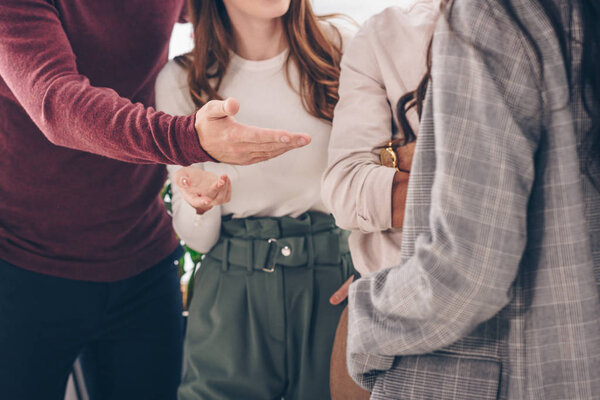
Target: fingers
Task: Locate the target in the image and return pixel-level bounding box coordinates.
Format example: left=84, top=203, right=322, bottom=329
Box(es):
left=179, top=189, right=213, bottom=214
left=329, top=276, right=355, bottom=305
left=225, top=179, right=232, bottom=202
left=195, top=103, right=312, bottom=165
left=179, top=176, right=189, bottom=188
left=201, top=174, right=226, bottom=199
left=174, top=169, right=206, bottom=193
left=173, top=168, right=231, bottom=212
left=202, top=98, right=240, bottom=120
left=226, top=124, right=312, bottom=165
left=175, top=172, right=200, bottom=198
left=244, top=148, right=290, bottom=165
left=239, top=148, right=298, bottom=166
left=235, top=124, right=311, bottom=146
left=174, top=168, right=190, bottom=187
left=194, top=175, right=231, bottom=206
left=210, top=175, right=231, bottom=205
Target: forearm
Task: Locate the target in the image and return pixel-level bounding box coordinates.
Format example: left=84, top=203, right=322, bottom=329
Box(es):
left=323, top=160, right=396, bottom=232
left=0, top=0, right=209, bottom=165
left=391, top=170, right=410, bottom=228
left=38, top=76, right=205, bottom=165
left=324, top=32, right=399, bottom=232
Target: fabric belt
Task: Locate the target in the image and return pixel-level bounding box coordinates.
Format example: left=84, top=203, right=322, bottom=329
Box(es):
left=205, top=212, right=349, bottom=272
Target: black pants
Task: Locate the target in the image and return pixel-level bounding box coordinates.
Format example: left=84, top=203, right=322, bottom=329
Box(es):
left=0, top=250, right=184, bottom=400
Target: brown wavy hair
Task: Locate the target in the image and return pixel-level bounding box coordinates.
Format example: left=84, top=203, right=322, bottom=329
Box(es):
left=176, top=0, right=344, bottom=122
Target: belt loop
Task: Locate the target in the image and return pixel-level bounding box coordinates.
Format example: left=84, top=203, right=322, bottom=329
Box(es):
left=221, top=239, right=229, bottom=272
left=246, top=240, right=254, bottom=275
left=307, top=235, right=315, bottom=269
left=306, top=214, right=315, bottom=269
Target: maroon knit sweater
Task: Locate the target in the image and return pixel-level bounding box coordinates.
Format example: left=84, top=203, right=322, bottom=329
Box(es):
left=0, top=0, right=211, bottom=281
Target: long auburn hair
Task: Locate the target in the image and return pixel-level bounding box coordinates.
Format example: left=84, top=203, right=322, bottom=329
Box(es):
left=397, top=0, right=600, bottom=183
left=176, top=0, right=343, bottom=122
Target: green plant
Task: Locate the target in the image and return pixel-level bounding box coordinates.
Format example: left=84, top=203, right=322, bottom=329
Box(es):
left=162, top=181, right=203, bottom=310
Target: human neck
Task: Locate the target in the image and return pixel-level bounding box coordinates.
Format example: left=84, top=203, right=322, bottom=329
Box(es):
left=226, top=10, right=287, bottom=61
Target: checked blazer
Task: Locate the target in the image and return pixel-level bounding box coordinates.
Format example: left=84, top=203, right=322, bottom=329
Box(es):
left=346, top=0, right=600, bottom=399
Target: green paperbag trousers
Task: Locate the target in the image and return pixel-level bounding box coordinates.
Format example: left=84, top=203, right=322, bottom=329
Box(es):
left=178, top=212, right=354, bottom=400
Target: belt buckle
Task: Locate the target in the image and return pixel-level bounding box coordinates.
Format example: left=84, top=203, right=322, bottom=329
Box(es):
left=262, top=238, right=277, bottom=273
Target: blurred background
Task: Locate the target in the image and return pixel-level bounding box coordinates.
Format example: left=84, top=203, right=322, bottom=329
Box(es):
left=169, top=0, right=408, bottom=58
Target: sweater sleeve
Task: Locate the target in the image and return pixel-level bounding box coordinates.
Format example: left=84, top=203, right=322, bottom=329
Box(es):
left=0, top=0, right=210, bottom=166
left=321, top=19, right=398, bottom=233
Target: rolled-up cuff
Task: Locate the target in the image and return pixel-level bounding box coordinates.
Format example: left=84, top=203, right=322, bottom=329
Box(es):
left=356, top=165, right=397, bottom=232
left=347, top=351, right=394, bottom=391
left=173, top=114, right=218, bottom=165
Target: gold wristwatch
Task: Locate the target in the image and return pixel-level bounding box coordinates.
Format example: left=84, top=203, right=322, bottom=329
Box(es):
left=380, top=141, right=410, bottom=173
left=380, top=142, right=399, bottom=170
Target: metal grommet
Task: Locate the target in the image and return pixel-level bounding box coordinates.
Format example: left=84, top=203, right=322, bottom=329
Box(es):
left=281, top=246, right=291, bottom=257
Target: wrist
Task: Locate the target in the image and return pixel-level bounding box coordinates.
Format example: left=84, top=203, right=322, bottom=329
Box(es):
left=192, top=110, right=219, bottom=163
left=391, top=171, right=410, bottom=229
left=193, top=204, right=212, bottom=215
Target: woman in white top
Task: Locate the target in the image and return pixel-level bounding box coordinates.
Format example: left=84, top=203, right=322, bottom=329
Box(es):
left=155, top=1, right=353, bottom=399
left=321, top=3, right=438, bottom=398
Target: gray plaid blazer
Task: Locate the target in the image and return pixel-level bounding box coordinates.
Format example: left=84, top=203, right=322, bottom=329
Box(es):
left=346, top=0, right=600, bottom=399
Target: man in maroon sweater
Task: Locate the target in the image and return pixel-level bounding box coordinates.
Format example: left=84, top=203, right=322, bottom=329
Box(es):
left=0, top=1, right=309, bottom=399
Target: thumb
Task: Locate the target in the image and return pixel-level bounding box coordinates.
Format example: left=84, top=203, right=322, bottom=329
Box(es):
left=223, top=98, right=240, bottom=116
left=203, top=98, right=240, bottom=120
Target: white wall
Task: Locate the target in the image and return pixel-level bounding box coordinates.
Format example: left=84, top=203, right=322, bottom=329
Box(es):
left=313, top=0, right=410, bottom=21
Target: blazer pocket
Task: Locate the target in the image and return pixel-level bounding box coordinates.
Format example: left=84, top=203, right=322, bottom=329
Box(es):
left=375, top=354, right=501, bottom=400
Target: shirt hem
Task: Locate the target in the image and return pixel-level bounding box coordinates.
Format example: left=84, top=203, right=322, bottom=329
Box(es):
left=0, top=232, right=180, bottom=283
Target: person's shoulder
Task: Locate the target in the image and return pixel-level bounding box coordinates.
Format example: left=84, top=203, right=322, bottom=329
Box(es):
left=437, top=0, right=542, bottom=60
left=446, top=0, right=545, bottom=39
left=361, top=1, right=439, bottom=46
left=341, top=1, right=438, bottom=73
left=318, top=18, right=357, bottom=53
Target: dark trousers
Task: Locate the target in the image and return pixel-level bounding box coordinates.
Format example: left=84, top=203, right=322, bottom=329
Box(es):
left=179, top=212, right=354, bottom=400
left=0, top=250, right=184, bottom=400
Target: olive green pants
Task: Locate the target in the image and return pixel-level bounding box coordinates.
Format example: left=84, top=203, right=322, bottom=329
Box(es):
left=179, top=212, right=353, bottom=400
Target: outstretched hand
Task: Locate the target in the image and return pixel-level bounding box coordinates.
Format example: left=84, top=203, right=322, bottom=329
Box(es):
left=195, top=98, right=312, bottom=165
left=174, top=167, right=231, bottom=215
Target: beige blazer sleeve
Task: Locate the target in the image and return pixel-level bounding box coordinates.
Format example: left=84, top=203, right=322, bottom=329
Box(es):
left=321, top=18, right=398, bottom=233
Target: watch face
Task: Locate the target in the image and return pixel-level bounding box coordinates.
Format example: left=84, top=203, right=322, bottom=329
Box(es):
left=380, top=147, right=397, bottom=169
